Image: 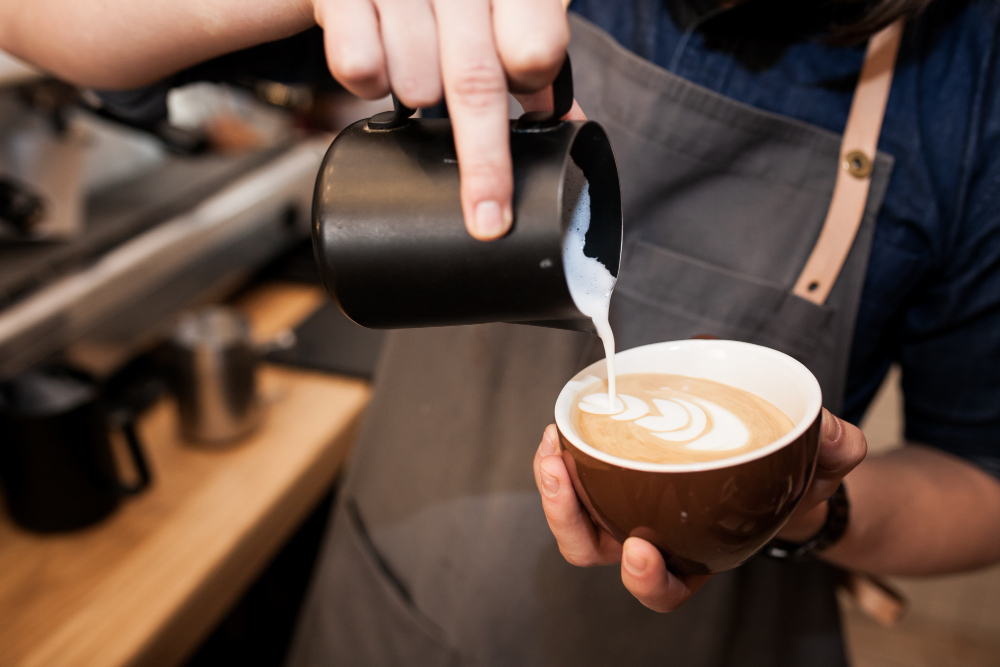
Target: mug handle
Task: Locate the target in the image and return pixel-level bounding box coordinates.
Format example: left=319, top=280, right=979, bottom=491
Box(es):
left=110, top=410, right=153, bottom=495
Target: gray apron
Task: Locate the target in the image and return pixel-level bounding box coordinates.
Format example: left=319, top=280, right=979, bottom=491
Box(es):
left=288, top=15, right=896, bottom=667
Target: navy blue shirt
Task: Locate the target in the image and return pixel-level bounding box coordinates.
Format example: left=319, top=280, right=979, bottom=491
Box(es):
left=571, top=0, right=1000, bottom=477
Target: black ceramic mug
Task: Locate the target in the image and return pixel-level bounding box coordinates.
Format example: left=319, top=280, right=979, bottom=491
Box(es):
left=312, top=56, right=623, bottom=332
left=0, top=367, right=151, bottom=532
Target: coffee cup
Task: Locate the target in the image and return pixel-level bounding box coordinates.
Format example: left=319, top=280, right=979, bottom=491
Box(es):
left=554, top=339, right=822, bottom=575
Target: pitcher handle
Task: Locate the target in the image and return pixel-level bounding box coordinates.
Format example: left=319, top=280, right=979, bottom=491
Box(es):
left=368, top=94, right=417, bottom=130
left=515, top=53, right=574, bottom=129
left=111, top=409, right=153, bottom=495
left=370, top=53, right=574, bottom=131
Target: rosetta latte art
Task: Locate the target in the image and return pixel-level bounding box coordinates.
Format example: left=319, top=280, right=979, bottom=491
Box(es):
left=569, top=373, right=794, bottom=464
left=578, top=392, right=750, bottom=451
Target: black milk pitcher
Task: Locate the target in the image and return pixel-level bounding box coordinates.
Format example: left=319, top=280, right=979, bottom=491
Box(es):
left=312, top=56, right=623, bottom=332
left=0, top=367, right=151, bottom=532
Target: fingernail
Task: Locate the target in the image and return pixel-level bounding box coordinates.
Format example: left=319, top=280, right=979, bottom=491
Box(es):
left=473, top=200, right=506, bottom=238
left=540, top=470, right=559, bottom=497
left=540, top=429, right=559, bottom=457
left=822, top=410, right=842, bottom=442
left=623, top=546, right=647, bottom=575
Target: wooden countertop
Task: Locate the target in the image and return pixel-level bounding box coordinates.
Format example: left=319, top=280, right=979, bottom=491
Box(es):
left=0, top=283, right=370, bottom=666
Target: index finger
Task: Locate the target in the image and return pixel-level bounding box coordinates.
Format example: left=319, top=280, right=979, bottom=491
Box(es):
left=433, top=0, right=513, bottom=240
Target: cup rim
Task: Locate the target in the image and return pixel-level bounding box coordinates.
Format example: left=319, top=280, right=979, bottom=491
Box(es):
left=554, top=339, right=823, bottom=473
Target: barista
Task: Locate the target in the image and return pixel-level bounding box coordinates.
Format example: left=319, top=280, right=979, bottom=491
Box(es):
left=4, top=0, right=1000, bottom=664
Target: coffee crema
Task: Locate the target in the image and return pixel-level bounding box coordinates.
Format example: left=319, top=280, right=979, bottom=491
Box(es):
left=570, top=373, right=794, bottom=464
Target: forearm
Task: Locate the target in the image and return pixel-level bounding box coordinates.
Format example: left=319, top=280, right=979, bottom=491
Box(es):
left=821, top=444, right=1000, bottom=576
left=0, top=0, right=315, bottom=89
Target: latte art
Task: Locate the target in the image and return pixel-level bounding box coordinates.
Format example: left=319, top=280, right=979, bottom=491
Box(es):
left=579, top=392, right=750, bottom=451
left=570, top=373, right=794, bottom=464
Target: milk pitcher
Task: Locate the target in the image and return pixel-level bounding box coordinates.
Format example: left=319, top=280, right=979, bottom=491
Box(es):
left=312, top=56, right=623, bottom=332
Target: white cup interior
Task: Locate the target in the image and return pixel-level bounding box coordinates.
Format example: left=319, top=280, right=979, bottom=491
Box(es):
left=555, top=339, right=823, bottom=472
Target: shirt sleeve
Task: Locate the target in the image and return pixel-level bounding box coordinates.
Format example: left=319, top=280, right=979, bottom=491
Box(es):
left=897, top=26, right=1000, bottom=479
left=94, top=27, right=334, bottom=129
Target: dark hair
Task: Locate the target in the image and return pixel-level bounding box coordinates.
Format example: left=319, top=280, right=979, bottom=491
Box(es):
left=700, top=0, right=935, bottom=52
left=825, top=0, right=933, bottom=43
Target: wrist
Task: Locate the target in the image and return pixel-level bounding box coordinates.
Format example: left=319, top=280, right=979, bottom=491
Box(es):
left=778, top=500, right=829, bottom=542
left=767, top=482, right=850, bottom=562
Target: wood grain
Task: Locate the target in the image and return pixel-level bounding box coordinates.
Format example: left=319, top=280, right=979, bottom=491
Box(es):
left=0, top=283, right=369, bottom=666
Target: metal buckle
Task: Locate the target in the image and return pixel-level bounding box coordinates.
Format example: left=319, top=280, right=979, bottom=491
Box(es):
left=843, top=150, right=873, bottom=178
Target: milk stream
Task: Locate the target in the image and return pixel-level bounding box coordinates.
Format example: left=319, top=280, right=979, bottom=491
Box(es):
left=562, top=160, right=619, bottom=411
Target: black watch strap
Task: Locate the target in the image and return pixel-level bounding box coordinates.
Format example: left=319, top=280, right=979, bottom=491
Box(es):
left=766, top=482, right=850, bottom=562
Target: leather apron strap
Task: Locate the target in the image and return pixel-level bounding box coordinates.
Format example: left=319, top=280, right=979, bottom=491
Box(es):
left=792, top=20, right=904, bottom=305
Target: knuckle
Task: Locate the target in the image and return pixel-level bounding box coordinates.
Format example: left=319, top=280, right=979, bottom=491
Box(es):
left=505, top=32, right=568, bottom=80
left=460, top=158, right=507, bottom=183
left=626, top=583, right=668, bottom=611
left=449, top=60, right=507, bottom=109
left=394, top=76, right=441, bottom=108
left=646, top=588, right=688, bottom=613
left=459, top=159, right=511, bottom=199
left=558, top=545, right=597, bottom=567
left=332, top=49, right=384, bottom=86
left=545, top=512, right=576, bottom=536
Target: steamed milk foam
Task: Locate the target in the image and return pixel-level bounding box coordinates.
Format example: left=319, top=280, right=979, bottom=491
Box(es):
left=562, top=158, right=618, bottom=409
left=571, top=373, right=794, bottom=464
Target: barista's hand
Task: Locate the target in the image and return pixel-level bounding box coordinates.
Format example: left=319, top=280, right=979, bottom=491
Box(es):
left=313, top=0, right=573, bottom=240
left=533, top=410, right=867, bottom=612
left=533, top=424, right=712, bottom=613
left=776, top=409, right=868, bottom=541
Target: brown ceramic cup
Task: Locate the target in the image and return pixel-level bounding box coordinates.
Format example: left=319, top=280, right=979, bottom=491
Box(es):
left=555, top=339, right=822, bottom=575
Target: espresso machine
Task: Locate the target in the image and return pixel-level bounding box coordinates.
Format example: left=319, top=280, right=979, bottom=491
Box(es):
left=0, top=49, right=326, bottom=381
left=0, top=52, right=83, bottom=240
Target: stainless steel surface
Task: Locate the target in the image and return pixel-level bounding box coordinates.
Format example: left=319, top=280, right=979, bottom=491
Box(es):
left=169, top=307, right=261, bottom=444
left=0, top=95, right=87, bottom=240
left=0, top=138, right=326, bottom=379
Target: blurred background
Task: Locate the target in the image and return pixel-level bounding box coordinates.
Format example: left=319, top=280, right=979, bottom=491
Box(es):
left=0, top=42, right=389, bottom=666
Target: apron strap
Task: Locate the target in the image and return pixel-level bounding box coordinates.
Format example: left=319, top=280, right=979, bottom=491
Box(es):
left=792, top=20, right=905, bottom=305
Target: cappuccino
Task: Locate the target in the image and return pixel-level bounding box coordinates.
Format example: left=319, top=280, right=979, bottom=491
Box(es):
left=571, top=373, right=794, bottom=464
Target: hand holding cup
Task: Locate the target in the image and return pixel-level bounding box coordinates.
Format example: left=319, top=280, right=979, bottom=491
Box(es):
left=534, top=408, right=868, bottom=612
left=534, top=339, right=868, bottom=612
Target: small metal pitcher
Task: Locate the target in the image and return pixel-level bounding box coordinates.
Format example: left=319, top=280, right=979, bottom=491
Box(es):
left=167, top=307, right=292, bottom=444
left=312, top=56, right=623, bottom=332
